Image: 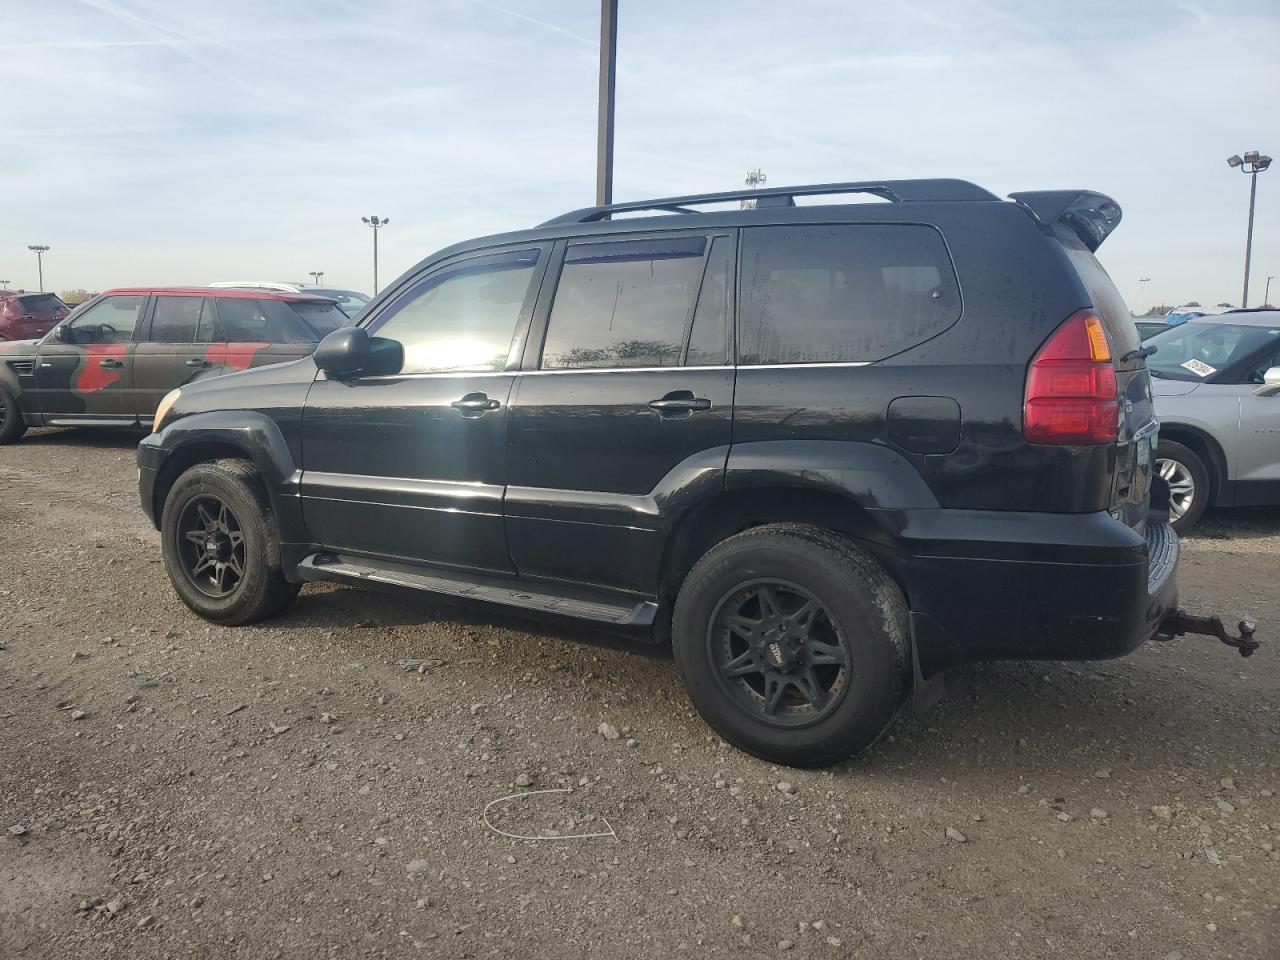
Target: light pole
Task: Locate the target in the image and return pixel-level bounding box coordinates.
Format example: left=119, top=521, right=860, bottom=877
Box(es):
left=1265, top=275, right=1276, bottom=307
left=1138, top=277, right=1151, bottom=313
left=1227, top=151, right=1272, bottom=307
left=0, top=280, right=8, bottom=291
left=27, top=245, right=49, bottom=292
left=596, top=0, right=618, bottom=207
left=361, top=216, right=388, bottom=294
left=309, top=271, right=324, bottom=286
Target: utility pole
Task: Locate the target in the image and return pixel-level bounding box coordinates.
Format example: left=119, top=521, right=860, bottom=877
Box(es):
left=1138, top=277, right=1151, bottom=313
left=27, top=245, right=49, bottom=292
left=309, top=271, right=324, bottom=286
left=595, top=0, right=618, bottom=208
left=1226, top=151, right=1272, bottom=307
left=361, top=217, right=388, bottom=294
left=741, top=168, right=768, bottom=210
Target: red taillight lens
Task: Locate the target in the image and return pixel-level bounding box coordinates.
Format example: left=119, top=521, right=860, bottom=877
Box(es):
left=1024, top=310, right=1119, bottom=445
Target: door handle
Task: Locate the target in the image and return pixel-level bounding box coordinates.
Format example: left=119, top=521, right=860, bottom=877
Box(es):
left=648, top=393, right=712, bottom=416
left=185, top=358, right=211, bottom=367
left=99, top=358, right=123, bottom=369
left=450, top=393, right=502, bottom=416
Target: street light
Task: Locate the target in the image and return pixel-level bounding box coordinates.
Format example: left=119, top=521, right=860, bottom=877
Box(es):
left=27, top=244, right=49, bottom=292
left=309, top=271, right=324, bottom=286
left=1138, top=277, right=1151, bottom=312
left=0, top=280, right=9, bottom=291
left=596, top=0, right=618, bottom=207
left=361, top=216, right=389, bottom=294
left=1265, top=274, right=1277, bottom=307
left=1227, top=151, right=1272, bottom=307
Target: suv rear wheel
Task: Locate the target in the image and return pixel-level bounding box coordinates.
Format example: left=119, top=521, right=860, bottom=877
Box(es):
left=1155, top=440, right=1208, bottom=533
left=0, top=383, right=27, bottom=444
left=672, top=524, right=909, bottom=767
left=161, top=459, right=299, bottom=624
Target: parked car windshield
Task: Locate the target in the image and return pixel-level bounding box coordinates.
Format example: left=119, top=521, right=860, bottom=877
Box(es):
left=1146, top=320, right=1280, bottom=380
left=15, top=293, right=67, bottom=316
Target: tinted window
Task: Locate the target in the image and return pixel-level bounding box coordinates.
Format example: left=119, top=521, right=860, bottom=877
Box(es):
left=541, top=237, right=707, bottom=369
left=686, top=236, right=732, bottom=366
left=371, top=249, right=541, bottom=374
left=217, top=298, right=314, bottom=342
left=65, top=295, right=145, bottom=344
left=738, top=225, right=960, bottom=364
left=149, top=296, right=206, bottom=343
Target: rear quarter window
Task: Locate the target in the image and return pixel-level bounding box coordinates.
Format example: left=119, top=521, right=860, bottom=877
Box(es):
left=738, top=224, right=961, bottom=364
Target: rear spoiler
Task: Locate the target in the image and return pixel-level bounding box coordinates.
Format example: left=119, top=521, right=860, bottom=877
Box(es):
left=1008, top=190, right=1122, bottom=252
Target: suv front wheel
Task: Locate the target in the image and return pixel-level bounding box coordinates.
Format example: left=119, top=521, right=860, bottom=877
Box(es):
left=672, top=524, right=909, bottom=768
left=161, top=459, right=299, bottom=624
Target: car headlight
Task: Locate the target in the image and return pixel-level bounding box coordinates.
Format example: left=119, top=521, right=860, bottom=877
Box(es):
left=152, top=388, right=181, bottom=433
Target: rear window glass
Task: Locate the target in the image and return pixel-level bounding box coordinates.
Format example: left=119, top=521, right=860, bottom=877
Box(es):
left=217, top=298, right=315, bottom=342
left=738, top=224, right=960, bottom=364
left=541, top=237, right=707, bottom=369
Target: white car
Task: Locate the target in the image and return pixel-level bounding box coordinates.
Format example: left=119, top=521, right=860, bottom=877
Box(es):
left=1149, top=308, right=1280, bottom=531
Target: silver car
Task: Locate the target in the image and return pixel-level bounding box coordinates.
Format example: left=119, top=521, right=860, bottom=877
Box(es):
left=1149, top=309, right=1280, bottom=531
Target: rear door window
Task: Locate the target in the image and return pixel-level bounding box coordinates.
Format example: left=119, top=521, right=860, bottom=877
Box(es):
left=738, top=224, right=961, bottom=364
left=149, top=296, right=205, bottom=343
left=540, top=237, right=707, bottom=369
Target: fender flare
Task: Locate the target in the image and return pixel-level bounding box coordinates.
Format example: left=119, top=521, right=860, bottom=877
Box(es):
left=143, top=410, right=305, bottom=539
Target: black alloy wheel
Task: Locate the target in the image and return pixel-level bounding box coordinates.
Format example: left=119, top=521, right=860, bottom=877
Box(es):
left=709, top=579, right=851, bottom=726
left=176, top=494, right=247, bottom=598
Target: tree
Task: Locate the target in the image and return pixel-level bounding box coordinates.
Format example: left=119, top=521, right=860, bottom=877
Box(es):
left=60, top=288, right=97, bottom=305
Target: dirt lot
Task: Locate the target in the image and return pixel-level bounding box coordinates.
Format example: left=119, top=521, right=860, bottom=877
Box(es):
left=1, top=427, right=1277, bottom=959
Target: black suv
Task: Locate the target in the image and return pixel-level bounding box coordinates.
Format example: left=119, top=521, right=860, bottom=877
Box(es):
left=138, top=179, right=1200, bottom=766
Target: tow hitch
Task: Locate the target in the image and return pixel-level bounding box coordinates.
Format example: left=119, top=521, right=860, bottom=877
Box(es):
left=1155, top=609, right=1261, bottom=657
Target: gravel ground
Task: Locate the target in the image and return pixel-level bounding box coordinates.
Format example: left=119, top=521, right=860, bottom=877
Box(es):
left=2, top=427, right=1277, bottom=959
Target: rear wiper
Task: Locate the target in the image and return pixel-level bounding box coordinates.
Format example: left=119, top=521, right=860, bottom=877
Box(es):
left=1121, top=344, right=1158, bottom=362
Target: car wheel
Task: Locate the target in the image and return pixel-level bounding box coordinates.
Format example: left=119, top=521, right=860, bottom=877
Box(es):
left=0, top=383, right=27, bottom=444
left=1155, top=440, right=1208, bottom=533
left=161, top=458, right=299, bottom=625
left=672, top=523, right=909, bottom=768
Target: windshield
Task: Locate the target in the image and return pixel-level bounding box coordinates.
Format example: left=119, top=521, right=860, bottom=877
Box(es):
left=287, top=300, right=349, bottom=335
left=1146, top=321, right=1280, bottom=380
left=308, top=288, right=370, bottom=318
left=16, top=294, right=67, bottom=316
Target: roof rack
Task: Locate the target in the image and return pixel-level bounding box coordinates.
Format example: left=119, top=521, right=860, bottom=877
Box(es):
left=541, top=179, right=1000, bottom=226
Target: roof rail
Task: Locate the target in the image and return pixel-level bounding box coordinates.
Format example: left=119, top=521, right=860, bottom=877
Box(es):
left=541, top=179, right=1000, bottom=226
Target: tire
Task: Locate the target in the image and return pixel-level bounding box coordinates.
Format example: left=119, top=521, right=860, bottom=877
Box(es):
left=672, top=523, right=909, bottom=768
left=0, top=383, right=27, bottom=444
left=1155, top=440, right=1209, bottom=534
left=160, top=458, right=299, bottom=625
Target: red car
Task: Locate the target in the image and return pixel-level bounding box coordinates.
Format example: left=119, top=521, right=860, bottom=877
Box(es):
left=0, top=291, right=70, bottom=340
left=0, top=287, right=348, bottom=444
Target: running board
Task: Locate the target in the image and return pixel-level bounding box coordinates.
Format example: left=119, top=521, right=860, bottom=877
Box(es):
left=295, top=553, right=658, bottom=627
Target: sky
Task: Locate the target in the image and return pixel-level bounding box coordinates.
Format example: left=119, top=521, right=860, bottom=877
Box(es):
left=1, top=0, right=1278, bottom=310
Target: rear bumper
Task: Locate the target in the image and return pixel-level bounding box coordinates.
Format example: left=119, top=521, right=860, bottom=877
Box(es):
left=887, top=508, right=1179, bottom=677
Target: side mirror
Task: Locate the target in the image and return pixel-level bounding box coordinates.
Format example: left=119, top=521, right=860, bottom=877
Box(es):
left=313, top=327, right=403, bottom=379
left=1255, top=367, right=1280, bottom=397
left=52, top=324, right=69, bottom=343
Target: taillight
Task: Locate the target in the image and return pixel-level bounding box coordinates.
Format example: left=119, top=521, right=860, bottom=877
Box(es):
left=1024, top=310, right=1119, bottom=445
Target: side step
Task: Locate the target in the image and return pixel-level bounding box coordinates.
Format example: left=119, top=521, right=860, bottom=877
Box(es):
left=295, top=553, right=658, bottom=628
